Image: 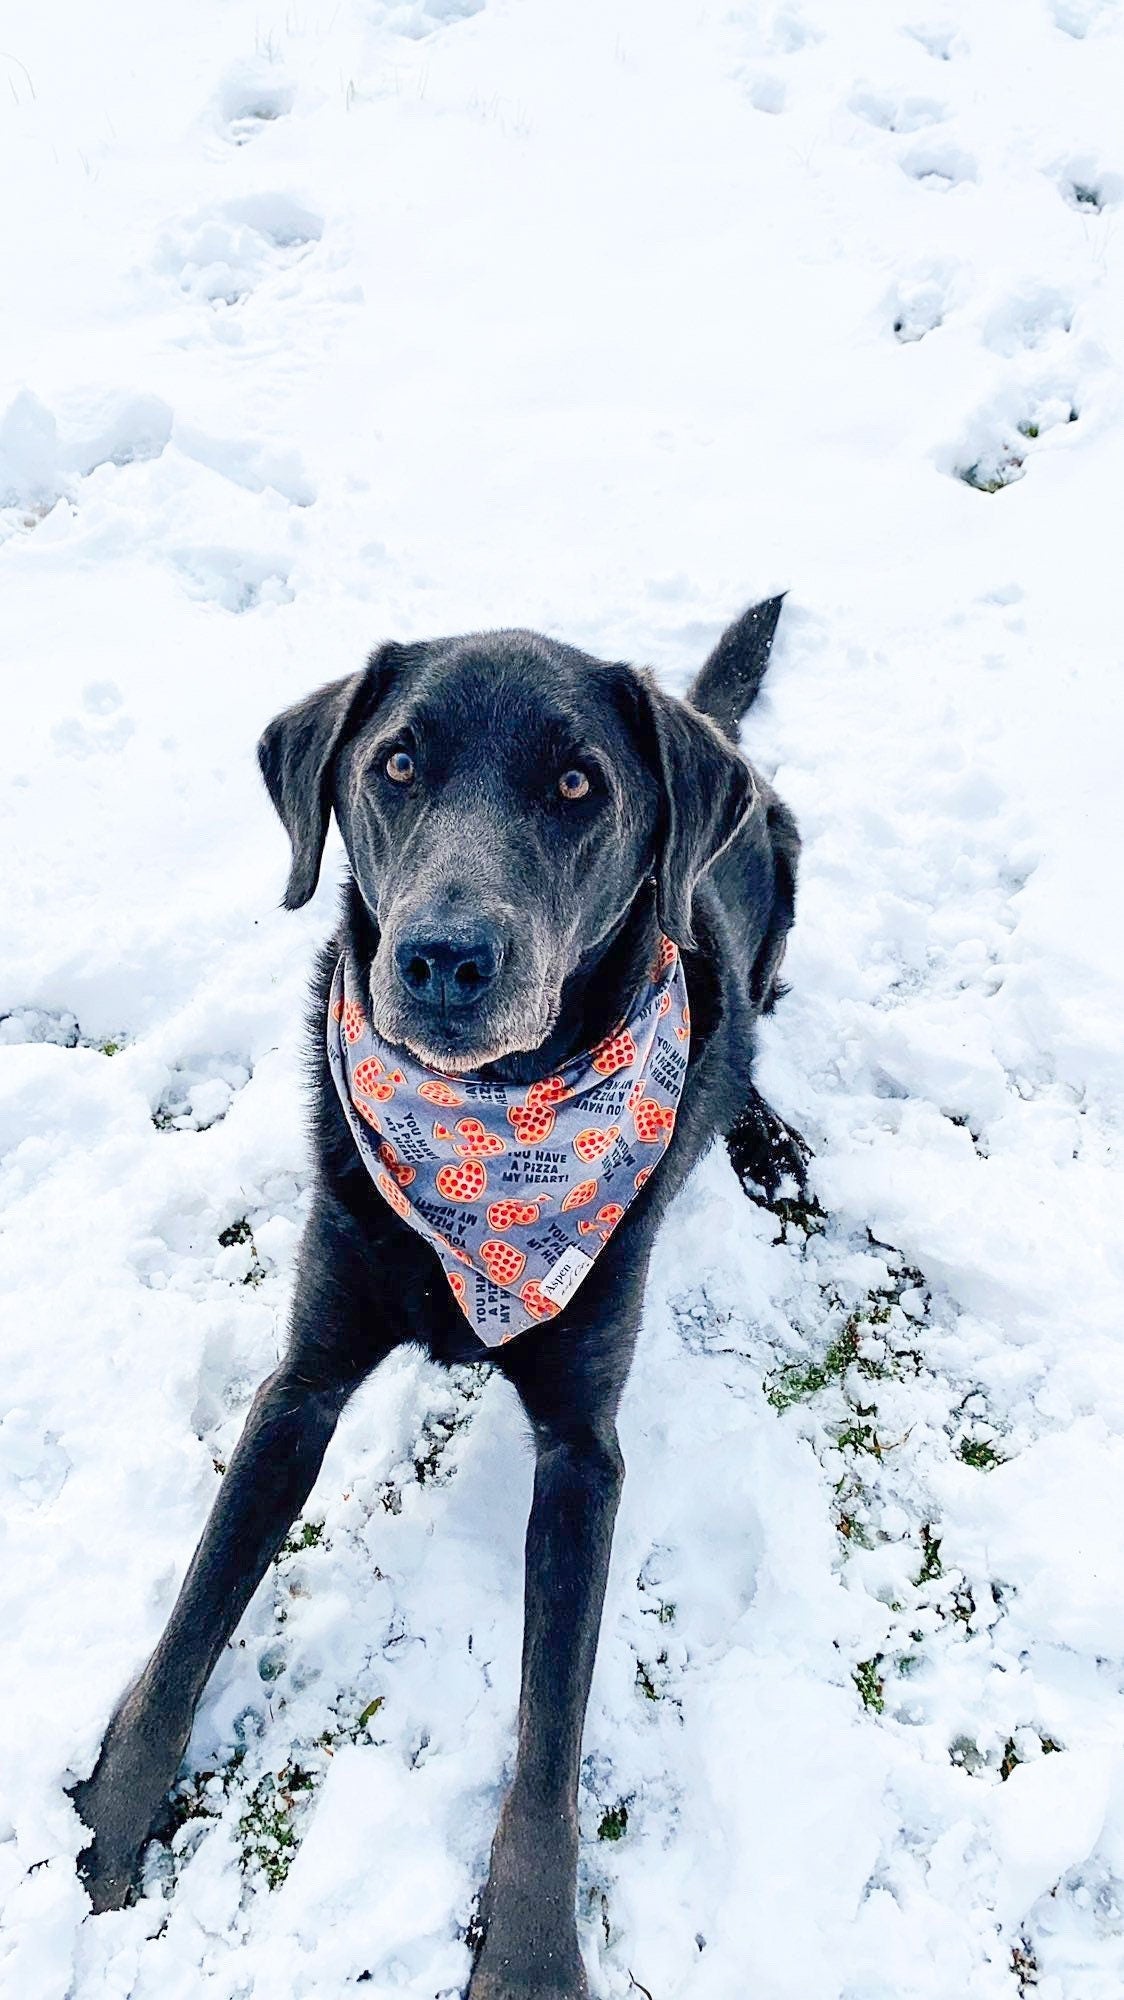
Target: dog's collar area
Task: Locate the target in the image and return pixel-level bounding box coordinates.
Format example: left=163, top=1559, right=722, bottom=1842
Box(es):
left=327, top=938, right=691, bottom=1345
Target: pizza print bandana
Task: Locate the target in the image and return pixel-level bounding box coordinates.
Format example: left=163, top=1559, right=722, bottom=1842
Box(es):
left=327, top=935, right=690, bottom=1346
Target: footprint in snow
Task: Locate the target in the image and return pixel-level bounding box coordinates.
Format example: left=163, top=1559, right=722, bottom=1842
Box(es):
left=949, top=395, right=1079, bottom=494
left=888, top=263, right=961, bottom=343
left=0, top=388, right=173, bottom=528
left=0, top=1410, right=71, bottom=1512
left=849, top=87, right=948, bottom=133
left=741, top=72, right=788, bottom=114
left=371, top=0, right=486, bottom=41
left=981, top=285, right=1074, bottom=356
left=0, top=1003, right=127, bottom=1053
left=136, top=1179, right=303, bottom=1316
left=905, top=21, right=968, bottom=62
left=51, top=681, right=135, bottom=759
left=1051, top=0, right=1115, bottom=37
left=901, top=141, right=978, bottom=190
left=152, top=1054, right=252, bottom=1131
left=174, top=427, right=316, bottom=508
left=156, top=194, right=323, bottom=309
left=213, top=58, right=296, bottom=145
left=1056, top=161, right=1123, bottom=213
left=171, top=545, right=294, bottom=614
left=762, top=8, right=822, bottom=54
left=0, top=1005, right=82, bottom=1049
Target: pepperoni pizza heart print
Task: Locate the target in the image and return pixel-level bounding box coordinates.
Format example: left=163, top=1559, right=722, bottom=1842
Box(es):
left=435, top=1158, right=488, bottom=1203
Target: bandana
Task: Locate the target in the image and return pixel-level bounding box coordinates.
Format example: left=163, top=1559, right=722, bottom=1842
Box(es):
left=327, top=936, right=690, bottom=1345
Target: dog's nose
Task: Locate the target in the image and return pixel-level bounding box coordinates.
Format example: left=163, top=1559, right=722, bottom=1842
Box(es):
left=395, top=926, right=504, bottom=1012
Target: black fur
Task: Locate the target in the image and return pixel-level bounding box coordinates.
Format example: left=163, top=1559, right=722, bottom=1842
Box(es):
left=72, top=600, right=806, bottom=1997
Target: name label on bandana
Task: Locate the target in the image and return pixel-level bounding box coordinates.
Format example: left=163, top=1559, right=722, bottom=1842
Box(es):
left=327, top=936, right=690, bottom=1346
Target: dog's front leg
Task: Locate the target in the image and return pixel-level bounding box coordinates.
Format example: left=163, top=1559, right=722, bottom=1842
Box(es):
left=470, top=1284, right=639, bottom=2000
left=72, top=1206, right=392, bottom=1912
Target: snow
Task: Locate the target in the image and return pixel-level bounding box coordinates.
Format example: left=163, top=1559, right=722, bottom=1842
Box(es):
left=1, top=0, right=1123, bottom=1994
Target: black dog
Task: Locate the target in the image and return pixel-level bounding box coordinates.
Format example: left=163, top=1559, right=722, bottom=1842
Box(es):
left=73, top=597, right=804, bottom=1997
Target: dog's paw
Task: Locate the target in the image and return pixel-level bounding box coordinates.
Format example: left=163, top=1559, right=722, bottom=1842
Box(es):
left=70, top=1688, right=188, bottom=1912
left=726, top=1086, right=814, bottom=1205
left=70, top=1772, right=144, bottom=1913
left=467, top=1965, right=589, bottom=2000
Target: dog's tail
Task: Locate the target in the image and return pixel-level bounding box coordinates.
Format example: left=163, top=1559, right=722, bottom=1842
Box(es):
left=687, top=593, right=786, bottom=743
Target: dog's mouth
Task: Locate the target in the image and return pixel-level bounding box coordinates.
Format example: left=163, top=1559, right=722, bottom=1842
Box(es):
left=368, top=976, right=560, bottom=1077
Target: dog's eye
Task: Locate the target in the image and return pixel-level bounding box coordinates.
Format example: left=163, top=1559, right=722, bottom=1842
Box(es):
left=558, top=768, right=591, bottom=801
left=386, top=750, right=415, bottom=784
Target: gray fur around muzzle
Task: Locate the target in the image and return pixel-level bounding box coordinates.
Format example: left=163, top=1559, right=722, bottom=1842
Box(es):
left=366, top=881, right=562, bottom=1071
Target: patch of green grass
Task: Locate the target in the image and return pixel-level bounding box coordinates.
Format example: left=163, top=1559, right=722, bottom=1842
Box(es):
left=835, top=1418, right=884, bottom=1458
left=380, top=1366, right=487, bottom=1510
left=277, top=1519, right=326, bottom=1560
left=771, top=1190, right=828, bottom=1243
left=635, top=1658, right=661, bottom=1702
left=160, top=1690, right=389, bottom=1893
left=915, top=1523, right=943, bottom=1585
left=160, top=1747, right=247, bottom=1841
left=853, top=1658, right=885, bottom=1714
left=767, top=1319, right=861, bottom=1411
left=235, top=1695, right=390, bottom=1887
left=238, top=1763, right=316, bottom=1888
left=959, top=1435, right=1004, bottom=1470
left=1017, top=420, right=1040, bottom=440
left=766, top=1288, right=903, bottom=1414
left=100, top=1039, right=122, bottom=1057
left=597, top=1800, right=629, bottom=1842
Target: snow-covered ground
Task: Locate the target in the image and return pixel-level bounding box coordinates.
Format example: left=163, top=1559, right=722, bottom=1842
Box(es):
left=2, top=0, right=1123, bottom=1993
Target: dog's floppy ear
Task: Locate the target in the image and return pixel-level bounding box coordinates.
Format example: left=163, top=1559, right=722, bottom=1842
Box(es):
left=634, top=674, right=757, bottom=950
left=257, top=644, right=397, bottom=909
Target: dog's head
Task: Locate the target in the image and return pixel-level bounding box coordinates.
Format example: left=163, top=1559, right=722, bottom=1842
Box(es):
left=258, top=630, right=754, bottom=1072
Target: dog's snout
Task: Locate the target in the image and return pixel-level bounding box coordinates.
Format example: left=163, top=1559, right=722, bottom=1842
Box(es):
left=394, top=924, right=505, bottom=1013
